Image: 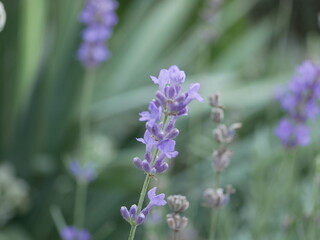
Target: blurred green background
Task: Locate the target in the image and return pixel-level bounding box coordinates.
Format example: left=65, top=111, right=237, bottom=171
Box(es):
left=1, top=0, right=320, bottom=239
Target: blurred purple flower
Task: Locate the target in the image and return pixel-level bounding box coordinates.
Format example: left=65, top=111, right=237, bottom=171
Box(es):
left=78, top=0, right=118, bottom=67
left=275, top=118, right=310, bottom=148
left=275, top=61, right=320, bottom=147
left=69, top=160, right=96, bottom=182
left=60, top=226, right=91, bottom=240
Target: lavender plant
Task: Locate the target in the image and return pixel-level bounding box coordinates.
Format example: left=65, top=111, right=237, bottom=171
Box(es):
left=166, top=195, right=189, bottom=240
left=275, top=61, right=320, bottom=148
left=204, top=93, right=240, bottom=240
left=52, top=1, right=118, bottom=238
left=120, top=65, right=203, bottom=240
left=76, top=0, right=117, bottom=227
left=275, top=61, right=320, bottom=238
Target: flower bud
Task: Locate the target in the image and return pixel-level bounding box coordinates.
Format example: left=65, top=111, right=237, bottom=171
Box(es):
left=136, top=213, right=145, bottom=225
left=213, top=149, right=233, bottom=172
left=180, top=216, right=188, bottom=229
left=167, top=195, right=189, bottom=213
left=142, top=160, right=151, bottom=172
left=209, top=93, right=221, bottom=108
left=133, top=157, right=143, bottom=170
left=166, top=213, right=188, bottom=231
left=167, top=215, right=176, bottom=230
left=213, top=123, right=241, bottom=144
left=129, top=204, right=138, bottom=218
left=211, top=107, right=224, bottom=123
left=120, top=207, right=130, bottom=221
left=203, top=186, right=234, bottom=209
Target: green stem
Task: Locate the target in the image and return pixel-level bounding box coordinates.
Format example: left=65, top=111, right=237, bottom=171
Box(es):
left=50, top=205, right=67, bottom=232
left=173, top=230, right=178, bottom=240
left=215, top=171, right=221, bottom=189
left=80, top=69, right=95, bottom=152
left=128, top=225, right=137, bottom=240
left=74, top=180, right=88, bottom=228
left=73, top=69, right=95, bottom=228
left=137, top=174, right=152, bottom=211
left=128, top=114, right=170, bottom=240
left=208, top=210, right=216, bottom=240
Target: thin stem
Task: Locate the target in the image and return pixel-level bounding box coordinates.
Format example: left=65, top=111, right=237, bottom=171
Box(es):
left=173, top=230, right=179, bottom=240
left=74, top=180, right=88, bottom=228
left=128, top=225, right=137, bottom=240
left=208, top=171, right=221, bottom=240
left=73, top=69, right=95, bottom=228
left=137, top=174, right=152, bottom=211
left=80, top=69, right=96, bottom=153
left=208, top=210, right=216, bottom=240
left=215, top=171, right=221, bottom=189
left=128, top=114, right=170, bottom=240
left=50, top=205, right=67, bottom=232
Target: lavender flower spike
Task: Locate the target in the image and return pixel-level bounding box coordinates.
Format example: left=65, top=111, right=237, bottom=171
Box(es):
left=121, top=66, right=202, bottom=240
left=275, top=60, right=320, bottom=148
left=132, top=65, right=203, bottom=175
left=78, top=0, right=118, bottom=67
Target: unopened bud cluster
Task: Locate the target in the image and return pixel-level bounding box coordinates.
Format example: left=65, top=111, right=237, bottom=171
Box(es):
left=203, top=185, right=235, bottom=209
left=167, top=195, right=189, bottom=232
left=209, top=93, right=241, bottom=173
left=203, top=93, right=241, bottom=209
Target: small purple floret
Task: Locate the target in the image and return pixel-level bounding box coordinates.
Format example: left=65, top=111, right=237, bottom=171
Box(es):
left=120, top=188, right=167, bottom=225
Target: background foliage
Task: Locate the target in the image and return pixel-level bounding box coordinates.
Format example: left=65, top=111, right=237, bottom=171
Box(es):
left=1, top=0, right=320, bottom=239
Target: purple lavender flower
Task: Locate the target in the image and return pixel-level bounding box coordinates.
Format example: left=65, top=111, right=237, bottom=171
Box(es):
left=120, top=187, right=166, bottom=225
left=68, top=160, right=96, bottom=182
left=121, top=66, right=203, bottom=232
left=275, top=61, right=320, bottom=147
left=78, top=0, right=118, bottom=67
left=133, top=65, right=203, bottom=174
left=275, top=118, right=310, bottom=148
left=60, top=226, right=91, bottom=240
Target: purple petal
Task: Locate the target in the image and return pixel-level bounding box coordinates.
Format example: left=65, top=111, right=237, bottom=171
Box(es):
left=120, top=206, right=130, bottom=221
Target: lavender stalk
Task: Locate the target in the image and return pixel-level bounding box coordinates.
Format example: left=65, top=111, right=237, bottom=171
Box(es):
left=72, top=0, right=118, bottom=230
left=275, top=60, right=320, bottom=148
left=274, top=61, right=320, bottom=238
left=204, top=93, right=240, bottom=240
left=120, top=66, right=203, bottom=240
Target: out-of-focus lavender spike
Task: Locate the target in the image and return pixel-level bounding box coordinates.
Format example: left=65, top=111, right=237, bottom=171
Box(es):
left=275, top=60, right=320, bottom=148
left=78, top=0, right=118, bottom=68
